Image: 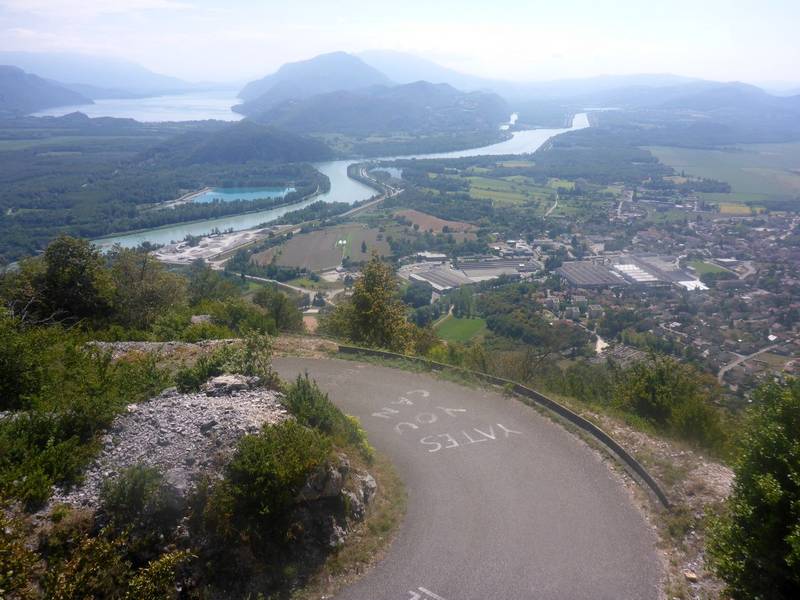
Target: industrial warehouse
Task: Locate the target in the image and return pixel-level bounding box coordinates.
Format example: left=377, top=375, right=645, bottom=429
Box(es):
left=556, top=255, right=708, bottom=291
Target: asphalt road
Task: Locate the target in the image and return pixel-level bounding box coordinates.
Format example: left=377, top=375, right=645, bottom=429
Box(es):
left=274, top=358, right=660, bottom=600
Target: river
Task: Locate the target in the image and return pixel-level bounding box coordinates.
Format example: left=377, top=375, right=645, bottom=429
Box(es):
left=96, top=112, right=589, bottom=247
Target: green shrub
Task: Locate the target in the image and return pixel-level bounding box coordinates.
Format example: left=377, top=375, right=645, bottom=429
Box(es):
left=612, top=354, right=727, bottom=452
left=223, top=421, right=331, bottom=535
left=44, top=530, right=187, bottom=600
left=179, top=321, right=235, bottom=342
left=100, top=465, right=182, bottom=561
left=44, top=531, right=132, bottom=600
left=0, top=507, right=37, bottom=599
left=174, top=348, right=231, bottom=392
left=709, top=379, right=800, bottom=598
left=124, top=550, right=190, bottom=600
left=0, top=322, right=171, bottom=509
left=284, top=374, right=373, bottom=462
left=224, top=329, right=278, bottom=386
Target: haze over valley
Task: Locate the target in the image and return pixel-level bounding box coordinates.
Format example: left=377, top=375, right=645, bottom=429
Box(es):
left=1, top=2, right=799, bottom=599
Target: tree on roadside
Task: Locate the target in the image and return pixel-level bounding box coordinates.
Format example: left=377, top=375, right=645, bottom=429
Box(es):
left=709, top=379, right=800, bottom=599
left=252, top=286, right=303, bottom=332
left=321, top=254, right=415, bottom=352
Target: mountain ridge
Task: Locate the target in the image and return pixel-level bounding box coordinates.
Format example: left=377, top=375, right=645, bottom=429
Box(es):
left=0, top=65, right=93, bottom=115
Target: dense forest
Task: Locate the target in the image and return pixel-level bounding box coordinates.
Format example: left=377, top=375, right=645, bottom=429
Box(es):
left=0, top=116, right=332, bottom=264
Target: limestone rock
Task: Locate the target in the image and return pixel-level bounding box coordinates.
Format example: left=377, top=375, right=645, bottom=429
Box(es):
left=202, top=374, right=258, bottom=396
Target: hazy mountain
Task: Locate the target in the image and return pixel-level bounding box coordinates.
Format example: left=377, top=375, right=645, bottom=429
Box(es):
left=238, top=52, right=391, bottom=106
left=657, top=81, right=800, bottom=111
left=358, top=49, right=494, bottom=91
left=143, top=120, right=334, bottom=165
left=58, top=82, right=142, bottom=100
left=0, top=65, right=92, bottom=115
left=0, top=51, right=198, bottom=97
left=240, top=81, right=509, bottom=136
left=359, top=50, right=705, bottom=101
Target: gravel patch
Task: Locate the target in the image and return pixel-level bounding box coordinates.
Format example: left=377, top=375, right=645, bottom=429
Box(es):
left=52, top=376, right=288, bottom=509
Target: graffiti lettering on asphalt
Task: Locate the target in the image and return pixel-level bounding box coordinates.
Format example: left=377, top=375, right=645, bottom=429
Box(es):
left=420, top=424, right=523, bottom=453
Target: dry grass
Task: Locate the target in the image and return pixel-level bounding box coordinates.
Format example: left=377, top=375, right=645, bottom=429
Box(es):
left=395, top=208, right=476, bottom=233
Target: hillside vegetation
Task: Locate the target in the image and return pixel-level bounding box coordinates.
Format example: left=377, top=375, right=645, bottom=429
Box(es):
left=0, top=65, right=91, bottom=116
left=240, top=81, right=510, bottom=136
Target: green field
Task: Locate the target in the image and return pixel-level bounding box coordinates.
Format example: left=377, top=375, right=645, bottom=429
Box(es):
left=688, top=260, right=734, bottom=275
left=435, top=315, right=487, bottom=342
left=647, top=143, right=800, bottom=204
left=466, top=175, right=552, bottom=208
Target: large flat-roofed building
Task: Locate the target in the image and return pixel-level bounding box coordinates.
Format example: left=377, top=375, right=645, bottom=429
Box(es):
left=557, top=256, right=707, bottom=291
left=556, top=261, right=627, bottom=288
left=409, top=267, right=473, bottom=291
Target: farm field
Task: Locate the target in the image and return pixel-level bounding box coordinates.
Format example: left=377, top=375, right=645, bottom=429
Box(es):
left=394, top=209, right=475, bottom=233
left=434, top=315, right=487, bottom=343
left=466, top=175, right=553, bottom=209
left=647, top=143, right=800, bottom=205
left=252, top=223, right=390, bottom=271
left=718, top=202, right=758, bottom=215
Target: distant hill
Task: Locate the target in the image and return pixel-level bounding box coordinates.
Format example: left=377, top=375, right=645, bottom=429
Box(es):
left=358, top=49, right=493, bottom=91
left=239, top=81, right=509, bottom=136
left=142, top=120, right=334, bottom=165
left=238, top=52, right=391, bottom=107
left=358, top=51, right=704, bottom=101
left=0, top=65, right=92, bottom=115
left=657, top=81, right=800, bottom=111
left=0, top=51, right=199, bottom=97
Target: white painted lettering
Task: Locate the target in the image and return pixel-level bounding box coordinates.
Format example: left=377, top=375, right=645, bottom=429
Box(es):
left=474, top=426, right=496, bottom=440
left=395, top=422, right=419, bottom=434
left=372, top=407, right=400, bottom=419
left=438, top=407, right=467, bottom=417
left=406, top=389, right=430, bottom=398
left=416, top=412, right=438, bottom=424
left=462, top=430, right=488, bottom=444
left=419, top=588, right=447, bottom=600
left=393, top=397, right=414, bottom=405
left=438, top=433, right=459, bottom=449
left=420, top=436, right=442, bottom=453
left=497, top=423, right=523, bottom=437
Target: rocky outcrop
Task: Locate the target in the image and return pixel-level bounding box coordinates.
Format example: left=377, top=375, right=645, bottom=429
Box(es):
left=291, top=455, right=378, bottom=555
left=51, top=377, right=287, bottom=507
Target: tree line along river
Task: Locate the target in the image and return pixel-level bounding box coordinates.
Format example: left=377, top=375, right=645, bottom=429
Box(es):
left=96, top=113, right=590, bottom=248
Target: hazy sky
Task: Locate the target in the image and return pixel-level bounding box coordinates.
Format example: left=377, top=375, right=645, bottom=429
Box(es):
left=1, top=0, right=798, bottom=84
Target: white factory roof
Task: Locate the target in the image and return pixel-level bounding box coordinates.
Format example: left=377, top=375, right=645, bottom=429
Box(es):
left=613, top=263, right=659, bottom=283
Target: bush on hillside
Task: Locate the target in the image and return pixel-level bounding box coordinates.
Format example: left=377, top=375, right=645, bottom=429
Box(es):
left=284, top=373, right=373, bottom=461
left=709, top=379, right=800, bottom=598
left=206, top=421, right=332, bottom=542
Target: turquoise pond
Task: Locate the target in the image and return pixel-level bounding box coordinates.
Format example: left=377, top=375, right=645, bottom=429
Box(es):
left=192, top=187, right=295, bottom=203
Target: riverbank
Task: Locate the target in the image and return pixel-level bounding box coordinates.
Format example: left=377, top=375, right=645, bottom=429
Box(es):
left=93, top=185, right=323, bottom=249
left=160, top=186, right=213, bottom=209
left=110, top=113, right=589, bottom=252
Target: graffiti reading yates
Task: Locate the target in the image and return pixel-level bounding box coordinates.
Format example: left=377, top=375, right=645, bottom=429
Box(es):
left=372, top=390, right=523, bottom=453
